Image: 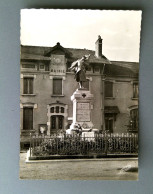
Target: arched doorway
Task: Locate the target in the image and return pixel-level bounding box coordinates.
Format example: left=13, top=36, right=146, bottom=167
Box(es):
left=47, top=103, right=68, bottom=135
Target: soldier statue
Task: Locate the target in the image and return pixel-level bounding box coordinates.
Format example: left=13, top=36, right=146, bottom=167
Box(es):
left=69, top=54, right=90, bottom=88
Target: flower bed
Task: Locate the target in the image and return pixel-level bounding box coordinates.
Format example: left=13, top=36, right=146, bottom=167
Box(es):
left=31, top=133, right=138, bottom=157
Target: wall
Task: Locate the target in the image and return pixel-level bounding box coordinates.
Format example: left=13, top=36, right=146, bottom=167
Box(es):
left=20, top=57, right=138, bottom=144
left=105, top=77, right=138, bottom=133
left=20, top=71, right=104, bottom=133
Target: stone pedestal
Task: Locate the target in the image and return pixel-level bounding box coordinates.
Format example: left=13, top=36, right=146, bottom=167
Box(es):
left=68, top=88, right=94, bottom=134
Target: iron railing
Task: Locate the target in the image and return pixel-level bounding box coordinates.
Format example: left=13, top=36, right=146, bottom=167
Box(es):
left=30, top=133, right=138, bottom=157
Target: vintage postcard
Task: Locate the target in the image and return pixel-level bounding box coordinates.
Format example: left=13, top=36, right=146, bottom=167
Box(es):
left=19, top=9, right=141, bottom=180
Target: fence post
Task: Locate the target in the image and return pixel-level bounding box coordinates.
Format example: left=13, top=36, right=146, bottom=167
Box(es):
left=56, top=135, right=58, bottom=155
left=104, top=132, right=108, bottom=155
left=30, top=133, right=31, bottom=157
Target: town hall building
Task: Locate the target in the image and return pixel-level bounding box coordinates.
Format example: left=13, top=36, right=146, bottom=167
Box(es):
left=20, top=36, right=138, bottom=148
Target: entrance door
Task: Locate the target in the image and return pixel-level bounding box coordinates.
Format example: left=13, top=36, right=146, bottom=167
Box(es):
left=51, top=115, right=64, bottom=133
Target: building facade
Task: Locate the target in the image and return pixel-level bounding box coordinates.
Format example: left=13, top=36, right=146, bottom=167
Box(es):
left=20, top=37, right=138, bottom=148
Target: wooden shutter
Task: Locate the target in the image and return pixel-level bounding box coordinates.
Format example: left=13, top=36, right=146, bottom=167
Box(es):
left=23, top=78, right=28, bottom=94
left=23, top=108, right=33, bottom=129
left=105, top=81, right=113, bottom=97
left=29, top=78, right=33, bottom=94
left=53, top=79, right=62, bottom=95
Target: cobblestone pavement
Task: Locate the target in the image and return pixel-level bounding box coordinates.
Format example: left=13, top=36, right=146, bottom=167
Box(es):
left=19, top=153, right=138, bottom=180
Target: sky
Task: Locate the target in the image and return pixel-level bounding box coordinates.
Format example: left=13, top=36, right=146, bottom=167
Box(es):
left=20, top=9, right=142, bottom=62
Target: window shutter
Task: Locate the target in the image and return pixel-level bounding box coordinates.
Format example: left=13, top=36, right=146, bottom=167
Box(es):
left=23, top=108, right=33, bottom=129
left=29, top=78, right=33, bottom=94
left=53, top=79, right=62, bottom=95
left=105, top=81, right=113, bottom=97
left=23, top=78, right=28, bottom=94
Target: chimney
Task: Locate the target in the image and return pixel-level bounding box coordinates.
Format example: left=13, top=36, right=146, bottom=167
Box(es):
left=95, top=35, right=103, bottom=58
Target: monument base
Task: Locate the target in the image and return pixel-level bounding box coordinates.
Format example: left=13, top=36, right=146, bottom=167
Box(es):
left=66, top=88, right=100, bottom=135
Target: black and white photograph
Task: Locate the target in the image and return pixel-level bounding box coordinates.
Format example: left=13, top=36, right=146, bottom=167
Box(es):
left=19, top=9, right=141, bottom=180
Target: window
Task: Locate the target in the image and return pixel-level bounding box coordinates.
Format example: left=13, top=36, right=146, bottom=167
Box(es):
left=94, top=66, right=100, bottom=72
left=51, top=115, right=64, bottom=130
left=39, top=65, right=45, bottom=70
left=51, top=116, right=56, bottom=129
left=45, top=64, right=49, bottom=71
left=23, top=78, right=33, bottom=94
left=105, top=81, right=113, bottom=98
left=50, top=106, right=65, bottom=114
left=87, top=66, right=91, bottom=71
left=50, top=107, right=54, bottom=113
left=61, top=107, right=64, bottom=113
left=53, top=78, right=62, bottom=95
left=23, top=108, right=33, bottom=130
left=56, top=106, right=59, bottom=113
left=133, top=83, right=138, bottom=98
left=105, top=113, right=114, bottom=133
left=22, top=64, right=35, bottom=69
left=130, top=109, right=138, bottom=132
left=82, top=79, right=89, bottom=90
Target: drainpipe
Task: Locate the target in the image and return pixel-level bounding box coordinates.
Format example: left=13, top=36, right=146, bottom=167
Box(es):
left=101, top=64, right=106, bottom=131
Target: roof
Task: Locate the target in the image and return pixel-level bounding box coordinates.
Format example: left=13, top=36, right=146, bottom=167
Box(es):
left=21, top=45, right=139, bottom=77
left=111, top=61, right=139, bottom=74
left=21, top=53, right=51, bottom=61
left=66, top=48, right=110, bottom=64
left=104, top=62, right=138, bottom=77
left=21, top=44, right=110, bottom=64
left=45, top=42, right=72, bottom=58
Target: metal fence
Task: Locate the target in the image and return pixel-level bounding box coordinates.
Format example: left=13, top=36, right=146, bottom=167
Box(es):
left=30, top=133, right=138, bottom=157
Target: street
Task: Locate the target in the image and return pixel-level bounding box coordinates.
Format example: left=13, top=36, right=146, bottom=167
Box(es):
left=19, top=153, right=138, bottom=180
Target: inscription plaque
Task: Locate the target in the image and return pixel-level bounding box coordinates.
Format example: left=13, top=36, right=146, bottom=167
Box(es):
left=77, top=102, right=90, bottom=122
left=77, top=103, right=89, bottom=109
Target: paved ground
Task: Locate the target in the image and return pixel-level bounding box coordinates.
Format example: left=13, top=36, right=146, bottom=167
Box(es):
left=19, top=152, right=138, bottom=180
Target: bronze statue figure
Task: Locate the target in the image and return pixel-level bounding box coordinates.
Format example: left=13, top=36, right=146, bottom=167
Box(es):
left=69, top=54, right=90, bottom=88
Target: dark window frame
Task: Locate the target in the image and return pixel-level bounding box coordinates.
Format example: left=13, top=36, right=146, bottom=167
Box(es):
left=129, top=108, right=138, bottom=132
left=133, top=83, right=139, bottom=98
left=22, top=64, right=36, bottom=69
left=105, top=81, right=113, bottom=98
left=39, top=64, right=45, bottom=70
left=23, top=77, right=34, bottom=94
left=105, top=113, right=114, bottom=133
left=23, top=107, right=33, bottom=130
left=53, top=78, right=63, bottom=95
left=94, top=66, right=100, bottom=72
left=51, top=115, right=64, bottom=130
